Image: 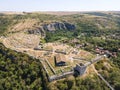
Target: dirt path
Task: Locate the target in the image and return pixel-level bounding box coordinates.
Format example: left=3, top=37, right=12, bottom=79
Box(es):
left=92, top=65, right=114, bottom=90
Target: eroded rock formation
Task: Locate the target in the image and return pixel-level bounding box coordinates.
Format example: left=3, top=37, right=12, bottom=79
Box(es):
left=27, top=22, right=76, bottom=37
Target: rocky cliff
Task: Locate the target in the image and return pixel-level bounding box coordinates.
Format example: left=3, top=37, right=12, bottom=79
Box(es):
left=27, top=22, right=76, bottom=37
left=28, top=27, right=46, bottom=37
left=42, top=22, right=75, bottom=31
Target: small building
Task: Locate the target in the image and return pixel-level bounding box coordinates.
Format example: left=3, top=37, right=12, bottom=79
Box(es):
left=74, top=63, right=87, bottom=76
left=54, top=54, right=67, bottom=66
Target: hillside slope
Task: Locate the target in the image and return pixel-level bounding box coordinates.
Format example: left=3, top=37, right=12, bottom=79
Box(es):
left=0, top=43, right=48, bottom=90
left=0, top=12, right=120, bottom=90
left=0, top=12, right=120, bottom=35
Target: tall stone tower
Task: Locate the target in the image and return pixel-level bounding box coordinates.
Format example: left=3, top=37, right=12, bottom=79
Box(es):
left=74, top=63, right=87, bottom=76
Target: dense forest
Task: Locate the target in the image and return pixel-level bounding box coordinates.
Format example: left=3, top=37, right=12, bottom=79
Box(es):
left=0, top=43, right=48, bottom=90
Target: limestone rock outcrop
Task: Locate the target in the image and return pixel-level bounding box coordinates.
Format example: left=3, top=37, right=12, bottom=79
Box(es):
left=42, top=22, right=75, bottom=31
left=27, top=22, right=76, bottom=37
left=28, top=27, right=46, bottom=37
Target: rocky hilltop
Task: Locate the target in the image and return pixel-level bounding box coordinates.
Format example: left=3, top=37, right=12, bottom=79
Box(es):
left=42, top=22, right=75, bottom=31
left=28, top=22, right=75, bottom=37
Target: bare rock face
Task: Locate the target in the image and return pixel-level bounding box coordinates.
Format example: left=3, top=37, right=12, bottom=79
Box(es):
left=28, top=27, right=46, bottom=38
left=43, top=22, right=76, bottom=31
left=27, top=22, right=76, bottom=37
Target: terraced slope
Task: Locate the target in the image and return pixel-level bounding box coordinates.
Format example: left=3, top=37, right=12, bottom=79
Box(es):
left=3, top=33, right=40, bottom=49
